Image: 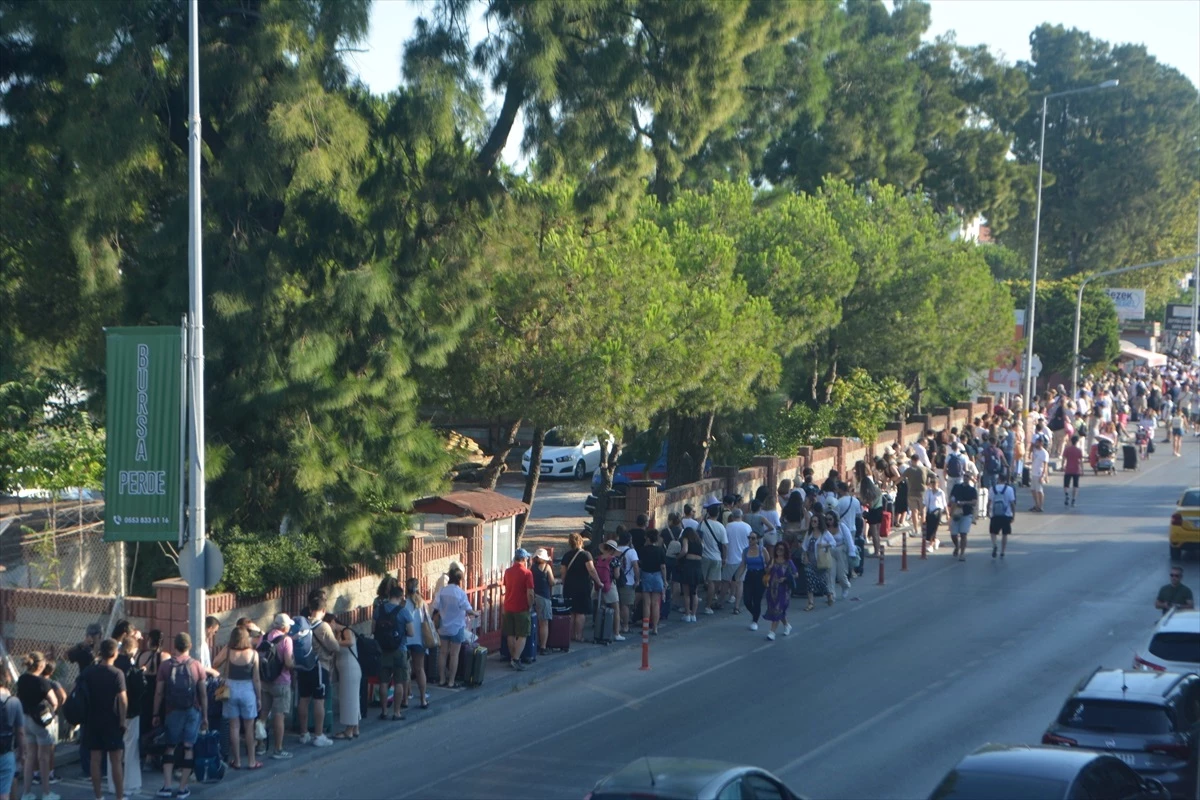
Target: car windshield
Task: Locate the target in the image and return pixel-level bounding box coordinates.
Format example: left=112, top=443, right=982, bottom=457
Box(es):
left=1149, top=632, right=1200, bottom=664
left=544, top=429, right=579, bottom=447
left=1057, top=699, right=1173, bottom=734
left=930, top=771, right=1069, bottom=799
left=1180, top=490, right=1200, bottom=507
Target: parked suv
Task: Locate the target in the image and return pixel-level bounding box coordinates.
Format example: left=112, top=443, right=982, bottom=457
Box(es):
left=1042, top=668, right=1200, bottom=798
left=1134, top=609, right=1200, bottom=674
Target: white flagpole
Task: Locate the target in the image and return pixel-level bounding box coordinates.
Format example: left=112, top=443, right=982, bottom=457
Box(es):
left=186, top=0, right=207, bottom=650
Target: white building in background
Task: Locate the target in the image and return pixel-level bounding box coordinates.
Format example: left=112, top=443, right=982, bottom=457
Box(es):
left=950, top=213, right=992, bottom=244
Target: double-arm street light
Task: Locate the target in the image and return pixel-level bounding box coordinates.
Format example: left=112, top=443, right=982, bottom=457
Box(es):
left=1022, top=79, right=1120, bottom=413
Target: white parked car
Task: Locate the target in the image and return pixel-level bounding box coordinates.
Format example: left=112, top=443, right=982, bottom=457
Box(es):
left=521, top=428, right=609, bottom=480
left=1133, top=608, right=1200, bottom=673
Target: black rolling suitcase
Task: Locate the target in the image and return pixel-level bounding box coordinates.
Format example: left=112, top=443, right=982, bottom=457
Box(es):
left=1122, top=444, right=1138, bottom=470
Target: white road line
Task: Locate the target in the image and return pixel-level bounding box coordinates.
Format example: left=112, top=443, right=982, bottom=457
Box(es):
left=397, top=651, right=750, bottom=799
left=775, top=686, right=933, bottom=776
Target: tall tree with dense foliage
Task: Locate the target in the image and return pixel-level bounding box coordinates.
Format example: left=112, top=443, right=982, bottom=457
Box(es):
left=0, top=0, right=484, bottom=572
left=1001, top=25, right=1200, bottom=302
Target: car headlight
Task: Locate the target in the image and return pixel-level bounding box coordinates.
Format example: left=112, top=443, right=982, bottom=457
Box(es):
left=555, top=455, right=574, bottom=462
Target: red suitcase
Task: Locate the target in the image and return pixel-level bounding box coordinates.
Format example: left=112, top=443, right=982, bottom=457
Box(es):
left=546, top=613, right=571, bottom=652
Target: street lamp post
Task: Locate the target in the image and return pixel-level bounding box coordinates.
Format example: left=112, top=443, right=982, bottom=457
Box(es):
left=1022, top=79, right=1119, bottom=413
left=1071, top=254, right=1200, bottom=398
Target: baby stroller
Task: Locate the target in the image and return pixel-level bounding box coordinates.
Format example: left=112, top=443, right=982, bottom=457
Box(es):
left=1091, top=437, right=1115, bottom=475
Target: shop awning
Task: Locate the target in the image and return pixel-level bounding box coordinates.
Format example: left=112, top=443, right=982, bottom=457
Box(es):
left=1118, top=340, right=1167, bottom=368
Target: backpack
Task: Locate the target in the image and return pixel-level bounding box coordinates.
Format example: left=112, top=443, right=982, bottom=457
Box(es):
left=861, top=478, right=881, bottom=506
left=165, top=657, right=197, bottom=712
left=257, top=634, right=284, bottom=683
left=62, top=672, right=90, bottom=726
left=123, top=660, right=148, bottom=710
left=374, top=604, right=404, bottom=653
left=290, top=616, right=317, bottom=672
left=610, top=549, right=627, bottom=587
left=984, top=447, right=1003, bottom=476
left=354, top=634, right=382, bottom=679
left=945, top=453, right=964, bottom=478
left=0, top=697, right=13, bottom=755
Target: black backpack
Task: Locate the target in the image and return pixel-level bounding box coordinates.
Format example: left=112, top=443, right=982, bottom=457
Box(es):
left=374, top=604, right=404, bottom=653
left=354, top=635, right=382, bottom=679
left=63, top=672, right=90, bottom=727
left=123, top=661, right=148, bottom=710
left=257, top=635, right=284, bottom=683
left=611, top=548, right=627, bottom=587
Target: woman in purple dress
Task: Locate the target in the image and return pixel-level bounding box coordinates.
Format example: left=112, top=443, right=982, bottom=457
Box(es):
left=762, top=542, right=798, bottom=641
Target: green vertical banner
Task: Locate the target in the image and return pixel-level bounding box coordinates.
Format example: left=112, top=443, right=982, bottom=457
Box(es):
left=104, top=326, right=184, bottom=542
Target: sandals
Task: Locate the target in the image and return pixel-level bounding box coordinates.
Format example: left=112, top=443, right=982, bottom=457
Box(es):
left=803, top=603, right=815, bottom=612
left=248, top=762, right=264, bottom=770
left=331, top=732, right=353, bottom=740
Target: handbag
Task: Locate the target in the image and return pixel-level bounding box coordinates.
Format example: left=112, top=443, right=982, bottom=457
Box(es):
left=214, top=656, right=231, bottom=702
left=421, top=608, right=440, bottom=649
left=816, top=546, right=833, bottom=571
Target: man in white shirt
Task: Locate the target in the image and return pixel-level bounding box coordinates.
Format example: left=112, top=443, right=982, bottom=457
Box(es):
left=681, top=504, right=700, bottom=530
left=697, top=503, right=728, bottom=616
left=722, top=508, right=752, bottom=614
left=1029, top=437, right=1049, bottom=512
left=911, top=438, right=931, bottom=469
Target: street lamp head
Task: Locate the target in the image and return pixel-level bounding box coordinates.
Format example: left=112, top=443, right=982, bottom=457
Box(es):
left=1098, top=79, right=1120, bottom=89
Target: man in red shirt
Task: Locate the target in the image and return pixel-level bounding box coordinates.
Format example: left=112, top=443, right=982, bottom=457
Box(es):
left=1061, top=434, right=1085, bottom=508
left=502, top=548, right=535, bottom=671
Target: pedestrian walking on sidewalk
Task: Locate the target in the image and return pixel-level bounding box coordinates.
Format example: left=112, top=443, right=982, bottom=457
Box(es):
left=260, top=614, right=295, bottom=761
left=762, top=543, right=797, bottom=641
left=826, top=509, right=855, bottom=599
left=1061, top=435, right=1084, bottom=507
left=17, top=652, right=59, bottom=800
left=1029, top=437, right=1049, bottom=512
left=531, top=550, right=555, bottom=654
left=153, top=632, right=207, bottom=799
left=220, top=626, right=264, bottom=766
left=801, top=521, right=835, bottom=611
left=988, top=478, right=1017, bottom=559
left=594, top=542, right=623, bottom=640
left=328, top=617, right=360, bottom=739
left=433, top=569, right=477, bottom=689
left=502, top=549, right=536, bottom=668
left=735, top=533, right=771, bottom=631
left=723, top=509, right=751, bottom=614
left=639, top=530, right=667, bottom=635
left=678, top=527, right=704, bottom=623
left=82, top=638, right=127, bottom=800
left=698, top=502, right=728, bottom=616
left=902, top=455, right=928, bottom=533
left=923, top=476, right=946, bottom=552
left=403, top=578, right=431, bottom=709
left=559, top=533, right=602, bottom=642
left=1169, top=409, right=1185, bottom=456
left=948, top=473, right=978, bottom=561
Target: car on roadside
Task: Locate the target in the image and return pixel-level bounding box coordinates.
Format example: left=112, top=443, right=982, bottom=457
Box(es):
left=1041, top=668, right=1200, bottom=798
left=1169, top=488, right=1200, bottom=560
left=522, top=428, right=610, bottom=480
left=928, top=744, right=1168, bottom=799
left=585, top=758, right=806, bottom=800
left=1134, top=609, right=1200, bottom=674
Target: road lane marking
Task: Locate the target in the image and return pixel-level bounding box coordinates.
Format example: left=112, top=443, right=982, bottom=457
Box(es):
left=775, top=686, right=933, bottom=776
left=397, top=651, right=750, bottom=798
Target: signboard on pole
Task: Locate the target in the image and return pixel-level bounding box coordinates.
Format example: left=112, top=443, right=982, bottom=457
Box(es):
left=1164, top=303, right=1198, bottom=332
left=987, top=310, right=1025, bottom=394
left=1103, top=288, right=1146, bottom=322
left=104, top=327, right=184, bottom=542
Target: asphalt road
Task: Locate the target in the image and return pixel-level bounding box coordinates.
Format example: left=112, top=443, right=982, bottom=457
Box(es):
left=216, top=439, right=1198, bottom=800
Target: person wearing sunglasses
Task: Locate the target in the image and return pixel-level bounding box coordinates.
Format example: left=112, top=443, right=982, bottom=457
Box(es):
left=1155, top=569, right=1194, bottom=615
left=734, top=533, right=772, bottom=632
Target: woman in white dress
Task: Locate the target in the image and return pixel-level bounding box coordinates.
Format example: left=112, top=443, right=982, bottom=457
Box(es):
left=330, top=618, right=361, bottom=739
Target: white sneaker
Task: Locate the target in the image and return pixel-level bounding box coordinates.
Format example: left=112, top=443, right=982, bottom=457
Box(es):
left=614, top=634, right=626, bottom=641
left=42, top=794, right=61, bottom=800
left=766, top=632, right=776, bottom=641
left=840, top=588, right=848, bottom=599
left=782, top=623, right=793, bottom=636
left=313, top=734, right=334, bottom=747
left=687, top=614, right=696, bottom=623
left=749, top=622, right=758, bottom=631
left=298, top=732, right=313, bottom=745
left=21, top=793, right=37, bottom=800
left=703, top=608, right=714, bottom=616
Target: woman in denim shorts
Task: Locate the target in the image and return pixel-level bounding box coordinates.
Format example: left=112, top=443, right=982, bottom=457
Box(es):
left=220, top=627, right=263, bottom=770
